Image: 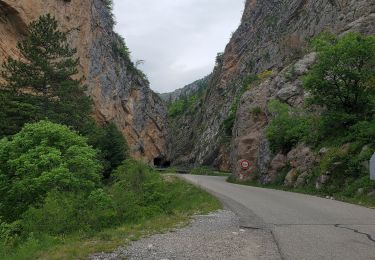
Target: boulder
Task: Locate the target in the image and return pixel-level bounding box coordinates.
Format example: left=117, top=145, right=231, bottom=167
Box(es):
left=319, top=147, right=328, bottom=155
left=294, top=172, right=309, bottom=188
left=270, top=153, right=287, bottom=171
left=367, top=191, right=375, bottom=200
left=284, top=169, right=298, bottom=187
left=362, top=161, right=370, bottom=171
left=276, top=83, right=302, bottom=102
left=319, top=174, right=330, bottom=184
left=293, top=52, right=317, bottom=75
left=357, top=188, right=365, bottom=196
left=287, top=144, right=316, bottom=173
left=341, top=143, right=352, bottom=153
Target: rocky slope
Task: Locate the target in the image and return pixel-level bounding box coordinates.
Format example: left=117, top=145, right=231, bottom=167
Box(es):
left=0, top=0, right=168, bottom=164
left=167, top=0, right=375, bottom=173
left=159, top=75, right=211, bottom=103
left=230, top=0, right=375, bottom=180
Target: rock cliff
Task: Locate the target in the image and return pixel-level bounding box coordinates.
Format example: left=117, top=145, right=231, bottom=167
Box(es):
left=159, top=75, right=211, bottom=103
left=0, top=0, right=168, bottom=164
left=230, top=0, right=375, bottom=179
left=167, top=0, right=374, bottom=172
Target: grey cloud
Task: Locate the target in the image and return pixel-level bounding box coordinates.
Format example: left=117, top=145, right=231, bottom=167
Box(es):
left=113, top=0, right=244, bottom=93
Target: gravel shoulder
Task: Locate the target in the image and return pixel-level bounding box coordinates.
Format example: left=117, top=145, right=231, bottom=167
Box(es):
left=90, top=210, right=281, bottom=260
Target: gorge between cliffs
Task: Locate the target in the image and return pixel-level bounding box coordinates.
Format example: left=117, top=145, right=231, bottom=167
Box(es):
left=2, top=0, right=374, bottom=183
left=1, top=0, right=375, bottom=259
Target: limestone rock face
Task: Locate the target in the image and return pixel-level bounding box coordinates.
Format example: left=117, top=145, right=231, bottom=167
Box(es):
left=159, top=75, right=211, bottom=103
left=0, top=0, right=168, bottom=164
left=229, top=0, right=374, bottom=179
left=167, top=0, right=375, bottom=170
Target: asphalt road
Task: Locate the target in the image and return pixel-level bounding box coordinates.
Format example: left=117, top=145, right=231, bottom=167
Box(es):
left=179, top=175, right=375, bottom=260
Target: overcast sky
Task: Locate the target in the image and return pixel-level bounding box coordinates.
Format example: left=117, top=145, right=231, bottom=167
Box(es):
left=113, top=0, right=244, bottom=93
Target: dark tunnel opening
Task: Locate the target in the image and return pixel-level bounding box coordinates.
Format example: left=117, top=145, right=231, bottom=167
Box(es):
left=153, top=157, right=171, bottom=168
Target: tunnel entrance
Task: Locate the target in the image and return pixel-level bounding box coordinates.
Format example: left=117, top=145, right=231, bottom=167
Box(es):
left=153, top=156, right=171, bottom=168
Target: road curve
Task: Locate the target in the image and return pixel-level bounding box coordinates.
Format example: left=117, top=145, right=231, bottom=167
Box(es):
left=179, top=175, right=375, bottom=260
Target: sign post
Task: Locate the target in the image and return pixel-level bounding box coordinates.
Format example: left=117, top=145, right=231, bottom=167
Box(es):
left=371, top=153, right=375, bottom=181
left=239, top=159, right=251, bottom=171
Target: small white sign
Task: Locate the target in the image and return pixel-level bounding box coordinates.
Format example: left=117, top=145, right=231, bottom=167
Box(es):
left=371, top=153, right=375, bottom=181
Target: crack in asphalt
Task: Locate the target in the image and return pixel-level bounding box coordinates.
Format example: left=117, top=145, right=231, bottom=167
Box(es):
left=334, top=224, right=375, bottom=243
left=274, top=223, right=375, bottom=244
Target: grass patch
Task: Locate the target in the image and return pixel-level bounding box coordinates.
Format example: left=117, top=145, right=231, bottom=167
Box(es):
left=190, top=167, right=231, bottom=177
left=1, top=176, right=220, bottom=259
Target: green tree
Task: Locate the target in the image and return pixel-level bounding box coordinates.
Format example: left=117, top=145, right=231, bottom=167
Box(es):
left=0, top=14, right=91, bottom=136
left=303, top=32, right=375, bottom=121
left=0, top=121, right=102, bottom=222
left=89, top=123, right=128, bottom=178
left=266, top=100, right=319, bottom=153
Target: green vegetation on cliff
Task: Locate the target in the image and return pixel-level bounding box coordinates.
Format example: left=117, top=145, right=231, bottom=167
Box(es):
left=259, top=32, right=375, bottom=205
left=167, top=79, right=208, bottom=118
left=268, top=32, right=375, bottom=151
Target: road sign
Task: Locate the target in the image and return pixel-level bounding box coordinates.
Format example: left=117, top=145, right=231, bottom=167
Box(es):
left=371, top=153, right=375, bottom=180
left=240, top=159, right=251, bottom=170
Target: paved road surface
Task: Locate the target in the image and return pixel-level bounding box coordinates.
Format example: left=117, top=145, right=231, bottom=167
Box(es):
left=180, top=175, right=375, bottom=260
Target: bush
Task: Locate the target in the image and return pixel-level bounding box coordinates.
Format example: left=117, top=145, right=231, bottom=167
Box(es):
left=0, top=121, right=102, bottom=222
left=88, top=122, right=128, bottom=178
left=304, top=32, right=375, bottom=120
left=250, top=106, right=262, bottom=117
left=168, top=98, right=188, bottom=118
left=21, top=190, right=116, bottom=235
left=0, top=219, right=22, bottom=248
left=109, top=160, right=171, bottom=222
left=347, top=120, right=375, bottom=146
left=319, top=148, right=348, bottom=174
left=266, top=100, right=319, bottom=153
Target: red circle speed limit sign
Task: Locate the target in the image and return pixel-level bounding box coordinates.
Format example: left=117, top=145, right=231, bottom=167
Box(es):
left=240, top=159, right=251, bottom=170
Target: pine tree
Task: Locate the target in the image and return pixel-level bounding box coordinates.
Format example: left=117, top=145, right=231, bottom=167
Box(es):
left=0, top=14, right=91, bottom=136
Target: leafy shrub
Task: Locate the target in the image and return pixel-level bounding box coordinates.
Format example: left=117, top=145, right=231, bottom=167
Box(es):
left=110, top=160, right=171, bottom=222
left=21, top=189, right=116, bottom=235
left=87, top=122, right=128, bottom=178
left=266, top=100, right=319, bottom=153
left=319, top=148, right=348, bottom=174
left=347, top=120, right=375, bottom=146
left=0, top=219, right=22, bottom=248
left=304, top=32, right=375, bottom=120
left=168, top=98, right=188, bottom=118
left=167, top=78, right=209, bottom=119
left=250, top=106, right=262, bottom=117
left=341, top=176, right=375, bottom=198
left=0, top=121, right=101, bottom=222
left=113, top=34, right=131, bottom=62
left=215, top=52, right=224, bottom=66
left=317, top=145, right=374, bottom=195
left=243, top=74, right=260, bottom=88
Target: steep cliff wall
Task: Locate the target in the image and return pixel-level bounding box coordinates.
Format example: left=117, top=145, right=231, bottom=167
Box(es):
left=0, top=0, right=168, bottom=164
left=168, top=0, right=375, bottom=170
left=230, top=0, right=375, bottom=178
left=161, top=75, right=214, bottom=166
